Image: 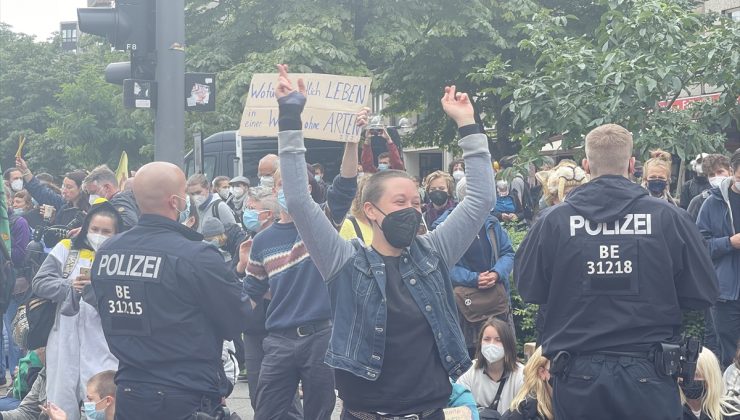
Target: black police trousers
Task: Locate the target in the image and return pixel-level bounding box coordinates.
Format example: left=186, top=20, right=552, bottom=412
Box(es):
left=115, top=382, right=222, bottom=420
left=552, top=354, right=681, bottom=420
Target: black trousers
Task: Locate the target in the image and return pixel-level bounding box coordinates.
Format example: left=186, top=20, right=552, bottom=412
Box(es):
left=115, top=382, right=221, bottom=420
left=552, top=355, right=681, bottom=420
left=243, top=332, right=304, bottom=419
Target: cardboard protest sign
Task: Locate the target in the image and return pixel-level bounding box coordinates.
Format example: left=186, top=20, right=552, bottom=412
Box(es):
left=239, top=73, right=372, bottom=143
left=443, top=406, right=474, bottom=420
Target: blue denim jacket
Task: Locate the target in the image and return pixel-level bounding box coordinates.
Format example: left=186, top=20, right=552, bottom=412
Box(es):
left=278, top=129, right=494, bottom=383
left=325, top=238, right=471, bottom=380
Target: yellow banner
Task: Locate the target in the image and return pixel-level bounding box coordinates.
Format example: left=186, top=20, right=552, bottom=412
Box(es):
left=115, top=151, right=129, bottom=190
left=15, top=135, right=25, bottom=159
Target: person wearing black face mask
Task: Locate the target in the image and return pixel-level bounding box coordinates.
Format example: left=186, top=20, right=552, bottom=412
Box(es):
left=641, top=150, right=678, bottom=206
left=680, top=347, right=740, bottom=420
left=423, top=170, right=456, bottom=230
left=274, top=64, right=494, bottom=419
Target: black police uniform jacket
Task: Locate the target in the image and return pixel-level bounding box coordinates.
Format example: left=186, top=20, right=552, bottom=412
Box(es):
left=516, top=175, right=718, bottom=357
left=91, top=214, right=250, bottom=396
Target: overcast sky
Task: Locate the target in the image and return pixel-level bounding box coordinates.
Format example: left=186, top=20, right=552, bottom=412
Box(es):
left=0, top=0, right=86, bottom=40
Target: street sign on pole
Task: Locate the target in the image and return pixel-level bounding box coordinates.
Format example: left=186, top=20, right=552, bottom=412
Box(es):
left=185, top=73, right=216, bottom=112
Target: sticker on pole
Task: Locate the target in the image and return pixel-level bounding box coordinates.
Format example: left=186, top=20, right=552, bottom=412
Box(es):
left=239, top=73, right=372, bottom=143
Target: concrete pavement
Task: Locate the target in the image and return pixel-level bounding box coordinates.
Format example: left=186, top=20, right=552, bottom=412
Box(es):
left=226, top=380, right=343, bottom=419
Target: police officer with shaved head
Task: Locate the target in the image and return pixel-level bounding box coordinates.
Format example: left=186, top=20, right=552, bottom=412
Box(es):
left=515, top=124, right=718, bottom=420
left=91, top=162, right=251, bottom=420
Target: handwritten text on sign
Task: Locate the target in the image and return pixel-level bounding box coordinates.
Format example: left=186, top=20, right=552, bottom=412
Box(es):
left=239, top=73, right=372, bottom=143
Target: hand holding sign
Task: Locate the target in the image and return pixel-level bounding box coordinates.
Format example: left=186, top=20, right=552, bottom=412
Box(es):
left=441, top=85, right=476, bottom=128
left=275, top=64, right=306, bottom=100
left=356, top=107, right=370, bottom=129
left=240, top=71, right=372, bottom=142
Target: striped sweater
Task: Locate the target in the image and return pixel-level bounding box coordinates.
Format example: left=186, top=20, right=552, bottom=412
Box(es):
left=243, top=221, right=332, bottom=330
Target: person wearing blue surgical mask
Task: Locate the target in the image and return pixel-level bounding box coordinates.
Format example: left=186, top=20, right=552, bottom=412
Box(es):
left=241, top=190, right=279, bottom=236
left=78, top=369, right=116, bottom=420
left=377, top=152, right=391, bottom=172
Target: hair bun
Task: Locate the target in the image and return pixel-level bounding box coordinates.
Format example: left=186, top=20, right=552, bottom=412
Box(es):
left=649, top=149, right=672, bottom=162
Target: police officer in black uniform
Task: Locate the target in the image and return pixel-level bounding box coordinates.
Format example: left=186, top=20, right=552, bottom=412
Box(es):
left=91, top=162, right=250, bottom=420
left=516, top=124, right=718, bottom=420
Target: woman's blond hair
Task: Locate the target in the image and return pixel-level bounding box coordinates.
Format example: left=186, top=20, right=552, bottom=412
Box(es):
left=423, top=170, right=454, bottom=194
left=534, top=160, right=589, bottom=206
left=641, top=149, right=678, bottom=204
left=509, top=346, right=553, bottom=420
left=680, top=347, right=740, bottom=420
left=643, top=149, right=673, bottom=179
left=351, top=175, right=370, bottom=221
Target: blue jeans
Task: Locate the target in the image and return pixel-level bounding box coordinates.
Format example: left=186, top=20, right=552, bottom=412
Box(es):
left=714, top=299, right=740, bottom=368
left=0, top=295, right=22, bottom=378
left=0, top=396, right=21, bottom=410
left=255, top=327, right=335, bottom=420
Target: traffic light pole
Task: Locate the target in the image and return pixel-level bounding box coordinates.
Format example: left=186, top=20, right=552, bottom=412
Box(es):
left=154, top=0, right=185, bottom=166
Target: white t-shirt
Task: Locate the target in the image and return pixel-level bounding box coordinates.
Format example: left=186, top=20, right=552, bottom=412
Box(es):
left=456, top=361, right=525, bottom=412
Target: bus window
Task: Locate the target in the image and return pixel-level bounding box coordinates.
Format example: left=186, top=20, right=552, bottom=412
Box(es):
left=185, top=159, right=194, bottom=178
left=203, top=155, right=217, bottom=181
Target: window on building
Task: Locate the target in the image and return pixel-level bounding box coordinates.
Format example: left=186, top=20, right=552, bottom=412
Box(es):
left=61, top=28, right=77, bottom=44
left=372, top=94, right=384, bottom=115
left=725, top=7, right=740, bottom=22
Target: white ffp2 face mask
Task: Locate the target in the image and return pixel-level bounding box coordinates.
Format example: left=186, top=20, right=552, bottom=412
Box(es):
left=709, top=176, right=727, bottom=188
left=481, top=344, right=505, bottom=364
left=87, top=233, right=110, bottom=252
left=88, top=194, right=101, bottom=205
left=10, top=179, right=23, bottom=192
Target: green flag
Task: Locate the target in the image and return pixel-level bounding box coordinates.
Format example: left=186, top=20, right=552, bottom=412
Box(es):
left=0, top=163, right=10, bottom=257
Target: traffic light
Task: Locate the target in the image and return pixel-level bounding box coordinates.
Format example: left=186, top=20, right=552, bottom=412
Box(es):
left=78, top=0, right=156, bottom=106
left=77, top=0, right=155, bottom=54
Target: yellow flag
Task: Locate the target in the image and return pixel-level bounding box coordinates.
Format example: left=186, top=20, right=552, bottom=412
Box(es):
left=15, top=135, right=25, bottom=159
left=115, top=151, right=129, bottom=190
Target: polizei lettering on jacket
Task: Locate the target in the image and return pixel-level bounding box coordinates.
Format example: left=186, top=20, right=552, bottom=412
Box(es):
left=569, top=214, right=652, bottom=237
left=96, top=253, right=163, bottom=279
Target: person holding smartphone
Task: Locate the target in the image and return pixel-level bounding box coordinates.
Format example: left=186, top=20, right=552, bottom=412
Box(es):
left=361, top=124, right=405, bottom=173
left=32, top=201, right=122, bottom=420
left=15, top=157, right=89, bottom=229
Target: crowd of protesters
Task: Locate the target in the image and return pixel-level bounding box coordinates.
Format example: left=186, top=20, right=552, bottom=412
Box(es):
left=0, top=65, right=738, bottom=420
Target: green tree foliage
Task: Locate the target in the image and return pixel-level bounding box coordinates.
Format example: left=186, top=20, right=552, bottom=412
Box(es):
left=489, top=0, right=739, bottom=165
left=183, top=0, right=551, bottom=156
left=0, top=26, right=153, bottom=174
left=0, top=24, right=69, bottom=172
left=2, top=0, right=738, bottom=177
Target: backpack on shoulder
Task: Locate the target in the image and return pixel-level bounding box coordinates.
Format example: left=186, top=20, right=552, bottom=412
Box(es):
left=14, top=249, right=79, bottom=350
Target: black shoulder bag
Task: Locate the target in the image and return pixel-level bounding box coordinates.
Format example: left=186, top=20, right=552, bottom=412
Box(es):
left=24, top=249, right=79, bottom=349
left=479, top=374, right=508, bottom=420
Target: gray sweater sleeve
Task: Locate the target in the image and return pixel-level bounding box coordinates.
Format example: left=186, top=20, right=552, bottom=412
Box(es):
left=420, top=133, right=495, bottom=268
left=2, top=369, right=46, bottom=420
left=279, top=130, right=356, bottom=282
left=32, top=249, right=72, bottom=303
